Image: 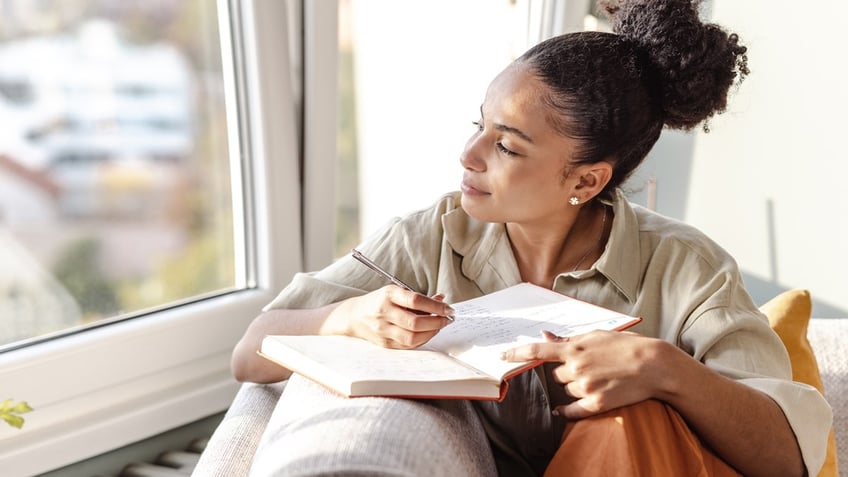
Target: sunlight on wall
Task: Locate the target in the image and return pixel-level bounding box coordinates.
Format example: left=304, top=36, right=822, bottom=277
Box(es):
left=685, top=1, right=848, bottom=316
left=350, top=0, right=527, bottom=238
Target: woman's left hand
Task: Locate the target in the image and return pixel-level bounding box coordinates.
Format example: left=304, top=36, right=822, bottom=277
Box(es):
left=501, top=330, right=671, bottom=419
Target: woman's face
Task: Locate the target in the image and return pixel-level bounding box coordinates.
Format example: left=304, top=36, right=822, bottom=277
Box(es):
left=459, top=62, right=581, bottom=225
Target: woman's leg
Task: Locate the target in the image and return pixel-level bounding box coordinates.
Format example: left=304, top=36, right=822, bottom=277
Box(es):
left=543, top=399, right=742, bottom=477
left=250, top=374, right=496, bottom=477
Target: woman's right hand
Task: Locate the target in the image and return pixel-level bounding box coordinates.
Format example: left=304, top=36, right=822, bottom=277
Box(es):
left=323, top=285, right=455, bottom=349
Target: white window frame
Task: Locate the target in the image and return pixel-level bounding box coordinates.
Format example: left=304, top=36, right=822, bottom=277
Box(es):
left=0, top=0, right=316, bottom=474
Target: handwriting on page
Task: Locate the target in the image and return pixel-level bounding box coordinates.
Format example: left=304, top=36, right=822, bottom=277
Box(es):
left=426, top=296, right=630, bottom=357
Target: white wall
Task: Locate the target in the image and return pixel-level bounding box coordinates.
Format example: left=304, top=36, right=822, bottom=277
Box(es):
left=667, top=1, right=848, bottom=317
left=350, top=0, right=528, bottom=237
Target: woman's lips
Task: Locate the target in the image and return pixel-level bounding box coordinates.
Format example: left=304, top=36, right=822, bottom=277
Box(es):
left=460, top=179, right=488, bottom=196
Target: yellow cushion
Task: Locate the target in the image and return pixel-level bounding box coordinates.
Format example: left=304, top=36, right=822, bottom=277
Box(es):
left=760, top=289, right=838, bottom=477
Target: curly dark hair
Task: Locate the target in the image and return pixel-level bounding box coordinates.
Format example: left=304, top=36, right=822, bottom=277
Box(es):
left=517, top=0, right=748, bottom=199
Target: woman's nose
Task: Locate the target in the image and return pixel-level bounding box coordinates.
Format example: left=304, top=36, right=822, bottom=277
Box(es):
left=459, top=133, right=486, bottom=172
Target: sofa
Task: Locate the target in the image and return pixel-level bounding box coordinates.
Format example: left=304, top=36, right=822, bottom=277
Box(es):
left=807, top=318, right=846, bottom=476
left=191, top=294, right=846, bottom=476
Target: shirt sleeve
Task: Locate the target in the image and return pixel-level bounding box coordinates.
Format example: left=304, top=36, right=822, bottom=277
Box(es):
left=685, top=305, right=833, bottom=476
left=738, top=377, right=832, bottom=476
left=261, top=217, right=404, bottom=311
left=262, top=193, right=456, bottom=311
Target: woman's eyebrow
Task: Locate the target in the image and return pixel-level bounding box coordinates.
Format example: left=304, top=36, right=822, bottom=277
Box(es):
left=479, top=106, right=534, bottom=143
left=494, top=123, right=534, bottom=143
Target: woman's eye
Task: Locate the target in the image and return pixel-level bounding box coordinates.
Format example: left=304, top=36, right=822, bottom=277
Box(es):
left=496, top=142, right=516, bottom=156
left=471, top=120, right=516, bottom=156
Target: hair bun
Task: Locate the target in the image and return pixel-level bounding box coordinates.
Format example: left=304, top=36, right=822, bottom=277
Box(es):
left=601, top=0, right=748, bottom=130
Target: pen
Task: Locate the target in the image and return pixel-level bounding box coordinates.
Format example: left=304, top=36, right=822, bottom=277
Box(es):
left=351, top=249, right=454, bottom=320
left=351, top=248, right=415, bottom=291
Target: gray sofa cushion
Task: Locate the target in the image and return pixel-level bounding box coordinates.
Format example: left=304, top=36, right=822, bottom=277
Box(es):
left=248, top=374, right=496, bottom=476
left=192, top=382, right=286, bottom=477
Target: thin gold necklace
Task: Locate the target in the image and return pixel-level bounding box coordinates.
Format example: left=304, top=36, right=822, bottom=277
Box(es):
left=571, top=205, right=608, bottom=272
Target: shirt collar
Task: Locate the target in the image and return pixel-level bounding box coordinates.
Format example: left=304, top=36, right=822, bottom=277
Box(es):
left=593, top=189, right=641, bottom=303
left=442, top=194, right=522, bottom=295
left=442, top=189, right=642, bottom=302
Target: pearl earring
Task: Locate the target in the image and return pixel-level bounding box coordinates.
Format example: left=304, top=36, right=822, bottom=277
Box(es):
left=569, top=196, right=579, bottom=206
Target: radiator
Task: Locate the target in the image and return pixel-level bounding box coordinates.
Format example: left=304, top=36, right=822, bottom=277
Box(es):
left=117, top=437, right=207, bottom=477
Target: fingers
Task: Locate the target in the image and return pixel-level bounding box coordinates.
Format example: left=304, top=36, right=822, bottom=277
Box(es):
left=368, top=312, right=450, bottom=349
left=552, top=398, right=601, bottom=420
left=397, top=311, right=451, bottom=333
left=373, top=325, right=443, bottom=350
left=387, top=286, right=455, bottom=320
left=500, top=341, right=567, bottom=362
left=364, top=286, right=455, bottom=349
left=382, top=287, right=455, bottom=332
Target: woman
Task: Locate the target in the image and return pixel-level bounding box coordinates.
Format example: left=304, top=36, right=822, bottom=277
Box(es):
left=232, top=1, right=831, bottom=475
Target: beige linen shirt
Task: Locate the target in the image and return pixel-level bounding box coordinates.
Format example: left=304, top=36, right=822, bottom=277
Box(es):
left=264, top=189, right=832, bottom=476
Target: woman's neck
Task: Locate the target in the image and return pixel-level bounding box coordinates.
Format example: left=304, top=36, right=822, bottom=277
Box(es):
left=507, top=202, right=609, bottom=288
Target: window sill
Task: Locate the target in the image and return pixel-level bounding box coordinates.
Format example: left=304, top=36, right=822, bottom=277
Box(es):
left=0, top=288, right=273, bottom=476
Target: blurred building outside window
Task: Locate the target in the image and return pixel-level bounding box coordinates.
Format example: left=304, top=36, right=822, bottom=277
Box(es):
left=0, top=0, right=239, bottom=348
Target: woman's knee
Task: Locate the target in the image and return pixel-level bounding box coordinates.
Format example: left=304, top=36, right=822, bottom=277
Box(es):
left=547, top=400, right=739, bottom=477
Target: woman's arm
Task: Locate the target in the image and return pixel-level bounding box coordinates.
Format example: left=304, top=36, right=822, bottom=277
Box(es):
left=654, top=340, right=805, bottom=477
left=231, top=286, right=455, bottom=383
left=502, top=331, right=805, bottom=477
left=231, top=304, right=341, bottom=383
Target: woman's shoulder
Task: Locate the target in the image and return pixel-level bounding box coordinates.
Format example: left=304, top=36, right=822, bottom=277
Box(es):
left=385, top=191, right=500, bottom=258
left=421, top=191, right=464, bottom=216
left=390, top=191, right=464, bottom=228
left=365, top=191, right=469, bottom=246
left=627, top=201, right=738, bottom=273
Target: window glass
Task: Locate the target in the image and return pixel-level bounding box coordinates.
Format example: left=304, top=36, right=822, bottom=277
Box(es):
left=335, top=0, right=359, bottom=256
left=0, top=0, right=239, bottom=348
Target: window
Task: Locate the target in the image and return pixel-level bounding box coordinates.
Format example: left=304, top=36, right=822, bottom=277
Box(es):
left=0, top=0, right=239, bottom=350
left=0, top=1, right=301, bottom=474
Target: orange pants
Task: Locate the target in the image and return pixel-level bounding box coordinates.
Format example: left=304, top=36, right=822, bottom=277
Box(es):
left=544, top=400, right=742, bottom=477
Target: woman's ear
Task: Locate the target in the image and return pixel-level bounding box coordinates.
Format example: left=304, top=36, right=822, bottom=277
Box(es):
left=572, top=162, right=613, bottom=202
